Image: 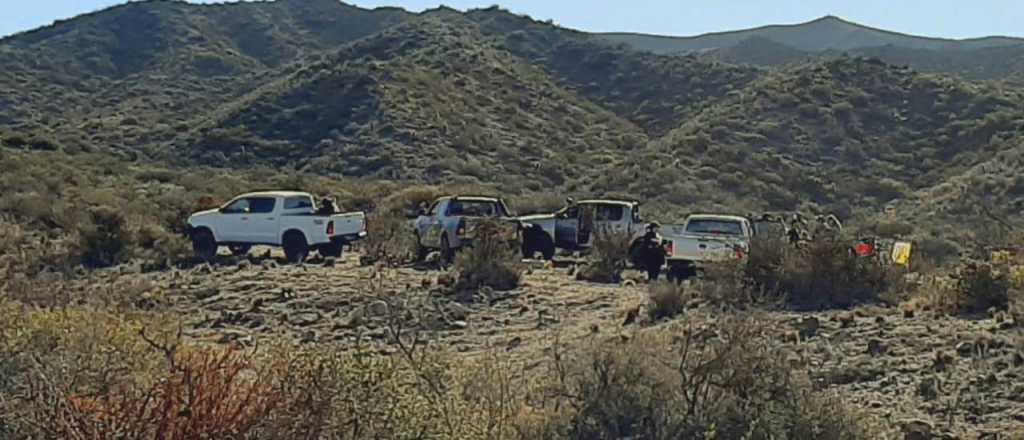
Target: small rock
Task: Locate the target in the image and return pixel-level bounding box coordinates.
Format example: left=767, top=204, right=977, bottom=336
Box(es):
left=874, top=316, right=886, bottom=325
left=447, top=302, right=471, bottom=321
left=506, top=336, right=522, bottom=351
left=794, top=317, right=820, bottom=339
left=837, top=312, right=856, bottom=328
left=192, top=287, right=219, bottom=300
left=867, top=339, right=889, bottom=356
left=365, top=300, right=390, bottom=317
left=590, top=324, right=600, bottom=333
left=300, top=330, right=317, bottom=344
left=197, top=264, right=214, bottom=275
left=900, top=419, right=934, bottom=440
left=956, top=341, right=975, bottom=357
left=236, top=260, right=251, bottom=271
left=450, top=320, right=468, bottom=330
left=261, top=260, right=278, bottom=270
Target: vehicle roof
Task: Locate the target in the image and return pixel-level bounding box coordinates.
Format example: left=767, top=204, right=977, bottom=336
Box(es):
left=686, top=214, right=749, bottom=222
left=578, top=199, right=638, bottom=206
left=234, top=191, right=312, bottom=199
left=441, top=195, right=503, bottom=202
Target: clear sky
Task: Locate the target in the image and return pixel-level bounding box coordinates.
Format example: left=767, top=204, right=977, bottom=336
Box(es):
left=3, top=0, right=1023, bottom=40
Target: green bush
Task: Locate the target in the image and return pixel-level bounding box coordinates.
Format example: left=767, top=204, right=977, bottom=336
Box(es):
left=954, top=261, right=1011, bottom=313
left=77, top=205, right=133, bottom=268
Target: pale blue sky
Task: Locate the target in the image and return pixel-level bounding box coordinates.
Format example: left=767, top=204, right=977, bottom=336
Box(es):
left=3, top=0, right=1023, bottom=40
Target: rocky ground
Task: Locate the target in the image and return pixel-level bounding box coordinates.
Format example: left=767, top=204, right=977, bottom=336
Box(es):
left=62, top=249, right=1024, bottom=439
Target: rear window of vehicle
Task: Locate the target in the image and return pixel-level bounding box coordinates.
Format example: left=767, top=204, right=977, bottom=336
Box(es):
left=595, top=204, right=624, bottom=221
left=448, top=200, right=501, bottom=217
left=686, top=219, right=743, bottom=235
left=284, top=196, right=313, bottom=210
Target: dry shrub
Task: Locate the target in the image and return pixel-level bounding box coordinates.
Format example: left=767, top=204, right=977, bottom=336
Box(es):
left=362, top=209, right=419, bottom=265
left=134, top=223, right=192, bottom=270
left=58, top=347, right=285, bottom=440
left=454, top=220, right=524, bottom=292
left=360, top=185, right=443, bottom=265
left=647, top=281, right=689, bottom=321
left=746, top=236, right=895, bottom=309
left=578, top=228, right=633, bottom=284
left=531, top=314, right=875, bottom=439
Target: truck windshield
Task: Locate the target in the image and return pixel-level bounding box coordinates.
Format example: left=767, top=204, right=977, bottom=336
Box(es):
left=686, top=219, right=743, bottom=235
left=448, top=200, right=501, bottom=217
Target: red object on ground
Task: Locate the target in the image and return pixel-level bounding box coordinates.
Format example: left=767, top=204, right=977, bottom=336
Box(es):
left=854, top=242, right=875, bottom=257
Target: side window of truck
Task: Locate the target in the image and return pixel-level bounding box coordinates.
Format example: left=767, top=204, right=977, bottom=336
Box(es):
left=222, top=199, right=251, bottom=214
left=248, top=197, right=277, bottom=214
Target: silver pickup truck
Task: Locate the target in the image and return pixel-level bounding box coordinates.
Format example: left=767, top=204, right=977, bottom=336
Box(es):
left=519, top=199, right=644, bottom=260
left=413, top=195, right=521, bottom=261
left=663, top=214, right=754, bottom=280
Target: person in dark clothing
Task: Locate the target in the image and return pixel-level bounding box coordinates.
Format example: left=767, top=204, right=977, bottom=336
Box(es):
left=638, top=222, right=667, bottom=281
left=317, top=196, right=336, bottom=215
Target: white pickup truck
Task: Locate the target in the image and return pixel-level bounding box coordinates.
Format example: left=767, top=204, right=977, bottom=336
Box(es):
left=662, top=214, right=754, bottom=280
left=187, top=191, right=366, bottom=263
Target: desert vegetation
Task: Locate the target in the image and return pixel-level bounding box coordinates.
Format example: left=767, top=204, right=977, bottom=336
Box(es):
left=3, top=1, right=1024, bottom=437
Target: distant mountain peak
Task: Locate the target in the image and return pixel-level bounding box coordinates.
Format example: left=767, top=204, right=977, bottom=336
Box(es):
left=597, top=14, right=1024, bottom=55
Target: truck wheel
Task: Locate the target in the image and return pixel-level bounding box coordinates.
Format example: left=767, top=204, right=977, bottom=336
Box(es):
left=414, top=232, right=430, bottom=262
left=667, top=263, right=695, bottom=283
left=192, top=229, right=217, bottom=262
left=283, top=232, right=310, bottom=264
left=320, top=242, right=343, bottom=258
left=440, top=234, right=454, bottom=266
left=522, top=230, right=555, bottom=260
left=229, top=245, right=251, bottom=257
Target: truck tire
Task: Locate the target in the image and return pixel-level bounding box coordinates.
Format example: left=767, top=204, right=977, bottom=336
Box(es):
left=414, top=232, right=430, bottom=262
left=191, top=229, right=217, bottom=262
left=283, top=231, right=310, bottom=264
left=320, top=242, right=343, bottom=258
left=440, top=234, right=454, bottom=266
left=666, top=262, right=696, bottom=283
left=229, top=245, right=252, bottom=257
left=522, top=230, right=555, bottom=260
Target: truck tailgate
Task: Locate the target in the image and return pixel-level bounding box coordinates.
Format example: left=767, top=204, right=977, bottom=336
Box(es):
left=329, top=211, right=366, bottom=237
left=665, top=233, right=746, bottom=262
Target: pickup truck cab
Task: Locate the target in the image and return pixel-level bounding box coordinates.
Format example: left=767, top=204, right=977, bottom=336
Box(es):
left=414, top=196, right=521, bottom=261
left=519, top=199, right=644, bottom=259
left=187, top=191, right=366, bottom=263
left=663, top=214, right=754, bottom=280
